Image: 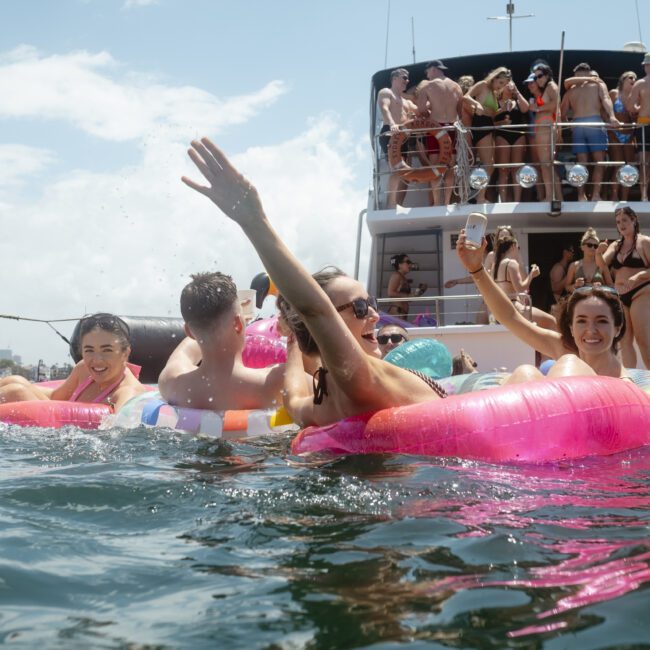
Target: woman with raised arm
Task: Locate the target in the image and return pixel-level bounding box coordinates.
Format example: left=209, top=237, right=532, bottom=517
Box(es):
left=456, top=230, right=629, bottom=380
left=181, top=138, right=446, bottom=427
left=601, top=206, right=650, bottom=368
left=564, top=228, right=613, bottom=293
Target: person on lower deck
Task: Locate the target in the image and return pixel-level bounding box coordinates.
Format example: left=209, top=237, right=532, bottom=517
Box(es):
left=376, top=324, right=409, bottom=358
left=456, top=228, right=630, bottom=381
left=564, top=228, right=613, bottom=293
left=560, top=62, right=619, bottom=201
left=549, top=244, right=575, bottom=310
left=386, top=253, right=427, bottom=319
left=0, top=313, right=145, bottom=412
left=157, top=272, right=285, bottom=411
left=601, top=206, right=650, bottom=369
left=181, top=138, right=447, bottom=427
left=626, top=52, right=650, bottom=200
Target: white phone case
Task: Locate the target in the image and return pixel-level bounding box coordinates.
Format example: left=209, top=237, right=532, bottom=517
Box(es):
left=465, top=212, right=488, bottom=250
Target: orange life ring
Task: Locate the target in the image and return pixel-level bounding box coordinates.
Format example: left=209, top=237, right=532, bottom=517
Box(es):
left=388, top=116, right=454, bottom=183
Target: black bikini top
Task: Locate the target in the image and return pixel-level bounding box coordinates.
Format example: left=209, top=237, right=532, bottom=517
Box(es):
left=611, top=244, right=647, bottom=270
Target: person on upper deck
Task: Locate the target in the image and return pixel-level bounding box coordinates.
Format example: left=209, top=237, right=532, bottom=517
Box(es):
left=377, top=68, right=418, bottom=208
left=181, top=138, right=448, bottom=428
left=456, top=230, right=631, bottom=381
left=608, top=71, right=637, bottom=201
left=626, top=52, right=650, bottom=200
left=564, top=228, right=613, bottom=292
left=524, top=72, right=545, bottom=201
left=527, top=63, right=559, bottom=203
left=600, top=206, right=650, bottom=369
left=158, top=272, right=285, bottom=411
left=494, top=79, right=530, bottom=202
left=416, top=60, right=464, bottom=206
left=0, top=313, right=145, bottom=412
left=464, top=67, right=512, bottom=203
left=560, top=62, right=619, bottom=201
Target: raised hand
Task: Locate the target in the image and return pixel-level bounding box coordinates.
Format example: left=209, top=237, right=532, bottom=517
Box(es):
left=456, top=229, right=487, bottom=272
left=181, top=138, right=264, bottom=227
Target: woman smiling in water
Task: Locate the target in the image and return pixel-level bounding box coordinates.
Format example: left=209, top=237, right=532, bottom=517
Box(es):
left=0, top=313, right=145, bottom=412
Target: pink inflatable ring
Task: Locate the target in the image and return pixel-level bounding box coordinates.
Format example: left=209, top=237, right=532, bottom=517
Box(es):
left=291, top=376, right=650, bottom=463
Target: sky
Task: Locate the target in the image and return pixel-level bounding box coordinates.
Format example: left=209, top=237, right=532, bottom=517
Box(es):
left=1, top=0, right=646, bottom=365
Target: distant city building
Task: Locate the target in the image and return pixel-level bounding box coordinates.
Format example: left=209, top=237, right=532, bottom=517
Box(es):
left=0, top=349, right=12, bottom=361
left=12, top=354, right=22, bottom=365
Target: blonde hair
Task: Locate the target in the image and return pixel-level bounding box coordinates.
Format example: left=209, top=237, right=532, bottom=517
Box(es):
left=484, top=67, right=511, bottom=86
left=458, top=75, right=475, bottom=94
left=581, top=227, right=599, bottom=245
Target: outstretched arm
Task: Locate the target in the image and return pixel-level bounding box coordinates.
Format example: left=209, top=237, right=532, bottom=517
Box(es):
left=456, top=230, right=564, bottom=359
left=181, top=139, right=375, bottom=394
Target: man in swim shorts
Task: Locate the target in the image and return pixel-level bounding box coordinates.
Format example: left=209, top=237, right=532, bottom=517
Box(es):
left=376, top=324, right=409, bottom=358
left=416, top=60, right=464, bottom=205
left=377, top=68, right=418, bottom=208
left=627, top=52, right=650, bottom=199
left=158, top=272, right=285, bottom=412
left=560, top=62, right=619, bottom=201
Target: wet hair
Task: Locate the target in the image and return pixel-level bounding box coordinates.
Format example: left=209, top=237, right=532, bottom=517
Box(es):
left=458, top=75, right=475, bottom=94
left=276, top=266, right=347, bottom=356
left=492, top=236, right=518, bottom=279
left=558, top=288, right=626, bottom=354
left=391, top=68, right=409, bottom=80
left=78, top=313, right=131, bottom=354
left=484, top=66, right=512, bottom=86
left=618, top=71, right=637, bottom=91
left=180, top=271, right=238, bottom=330
left=390, top=253, right=409, bottom=270
left=581, top=227, right=600, bottom=246
left=614, top=206, right=640, bottom=259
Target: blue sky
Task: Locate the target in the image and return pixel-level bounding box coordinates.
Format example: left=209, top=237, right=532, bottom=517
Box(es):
left=1, top=0, right=646, bottom=364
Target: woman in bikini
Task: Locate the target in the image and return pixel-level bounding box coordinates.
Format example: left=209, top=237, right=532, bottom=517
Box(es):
left=464, top=67, right=512, bottom=203
left=181, top=138, right=447, bottom=428
left=564, top=227, right=613, bottom=292
left=528, top=63, right=559, bottom=203
left=608, top=72, right=637, bottom=201
left=494, top=80, right=530, bottom=202
left=492, top=236, right=556, bottom=330
left=0, top=313, right=145, bottom=411
left=602, top=206, right=650, bottom=368
left=386, top=253, right=426, bottom=319
left=456, top=230, right=629, bottom=381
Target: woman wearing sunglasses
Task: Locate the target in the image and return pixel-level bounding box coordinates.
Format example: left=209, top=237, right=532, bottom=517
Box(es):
left=564, top=228, right=613, bottom=293
left=0, top=313, right=145, bottom=411
left=456, top=230, right=629, bottom=380
left=181, top=138, right=447, bottom=427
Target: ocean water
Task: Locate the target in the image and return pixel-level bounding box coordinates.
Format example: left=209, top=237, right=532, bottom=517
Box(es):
left=1, top=423, right=649, bottom=649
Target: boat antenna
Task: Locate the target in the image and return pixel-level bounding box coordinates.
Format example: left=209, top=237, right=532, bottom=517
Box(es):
left=411, top=16, right=416, bottom=63
left=487, top=2, right=534, bottom=52
left=384, top=0, right=391, bottom=68
left=635, top=0, right=644, bottom=44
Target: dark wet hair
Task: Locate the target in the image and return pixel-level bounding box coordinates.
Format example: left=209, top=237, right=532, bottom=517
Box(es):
left=613, top=206, right=640, bottom=261
left=276, top=266, right=347, bottom=356
left=180, top=271, right=238, bottom=330
left=78, top=313, right=131, bottom=353
left=532, top=63, right=554, bottom=86
left=492, top=236, right=517, bottom=279
left=558, top=288, right=626, bottom=353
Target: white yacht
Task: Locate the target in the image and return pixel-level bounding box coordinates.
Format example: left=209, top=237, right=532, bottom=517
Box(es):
left=357, top=47, right=648, bottom=371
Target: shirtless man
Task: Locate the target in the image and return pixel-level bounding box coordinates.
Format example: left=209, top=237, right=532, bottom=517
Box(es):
left=626, top=52, right=650, bottom=200
left=548, top=244, right=574, bottom=316
left=560, top=62, right=619, bottom=201
left=377, top=68, right=417, bottom=207
left=158, top=271, right=285, bottom=411
left=416, top=60, right=463, bottom=205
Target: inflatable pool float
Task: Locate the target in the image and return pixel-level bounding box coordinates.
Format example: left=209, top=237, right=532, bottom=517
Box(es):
left=291, top=375, right=650, bottom=463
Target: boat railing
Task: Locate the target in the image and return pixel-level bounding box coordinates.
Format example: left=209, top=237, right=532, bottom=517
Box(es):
left=376, top=292, right=532, bottom=326
left=373, top=119, right=646, bottom=209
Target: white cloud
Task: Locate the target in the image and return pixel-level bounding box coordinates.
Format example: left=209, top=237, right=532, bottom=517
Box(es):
left=0, top=114, right=369, bottom=365
left=0, top=144, right=56, bottom=192
left=0, top=46, right=286, bottom=142
left=123, top=0, right=159, bottom=8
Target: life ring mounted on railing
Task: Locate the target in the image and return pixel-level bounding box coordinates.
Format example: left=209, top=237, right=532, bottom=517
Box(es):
left=388, top=114, right=454, bottom=184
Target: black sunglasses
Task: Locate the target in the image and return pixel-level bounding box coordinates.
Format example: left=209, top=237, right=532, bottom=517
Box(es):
left=400, top=76, right=409, bottom=81
left=377, top=333, right=406, bottom=345
left=583, top=242, right=599, bottom=249
left=80, top=313, right=130, bottom=336
left=535, top=73, right=545, bottom=79
left=335, top=296, right=378, bottom=319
